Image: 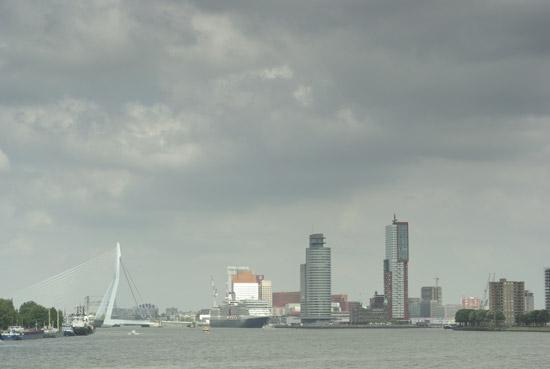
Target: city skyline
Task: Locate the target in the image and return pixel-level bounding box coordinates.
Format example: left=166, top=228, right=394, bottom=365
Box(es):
left=1, top=1, right=549, bottom=311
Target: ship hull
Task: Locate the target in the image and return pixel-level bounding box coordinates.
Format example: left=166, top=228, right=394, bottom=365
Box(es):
left=0, top=331, right=44, bottom=340
left=0, top=335, right=20, bottom=341
left=210, top=316, right=269, bottom=328
left=72, top=326, right=94, bottom=336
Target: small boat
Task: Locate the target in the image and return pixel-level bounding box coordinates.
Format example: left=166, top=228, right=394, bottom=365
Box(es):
left=0, top=326, right=24, bottom=341
left=1, top=326, right=45, bottom=340
left=202, top=325, right=210, bottom=333
left=128, top=330, right=141, bottom=336
left=43, top=327, right=58, bottom=338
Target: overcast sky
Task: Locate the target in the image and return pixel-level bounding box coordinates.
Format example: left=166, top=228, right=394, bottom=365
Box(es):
left=1, top=0, right=549, bottom=311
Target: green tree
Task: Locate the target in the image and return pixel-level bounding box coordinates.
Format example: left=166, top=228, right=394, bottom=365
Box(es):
left=536, top=310, right=549, bottom=326
left=18, top=301, right=49, bottom=328
left=0, top=298, right=17, bottom=330
left=515, top=313, right=527, bottom=326
left=47, top=307, right=63, bottom=328
left=455, top=309, right=472, bottom=326
left=475, top=310, right=488, bottom=326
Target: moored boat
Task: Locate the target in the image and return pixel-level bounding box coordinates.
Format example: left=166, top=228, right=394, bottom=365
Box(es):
left=0, top=326, right=24, bottom=340
left=71, top=315, right=94, bottom=336
left=0, top=326, right=45, bottom=340
left=43, top=327, right=58, bottom=338
left=71, top=305, right=95, bottom=336
left=43, top=308, right=59, bottom=338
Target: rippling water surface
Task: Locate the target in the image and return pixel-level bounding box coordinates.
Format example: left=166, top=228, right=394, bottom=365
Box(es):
left=1, top=327, right=549, bottom=369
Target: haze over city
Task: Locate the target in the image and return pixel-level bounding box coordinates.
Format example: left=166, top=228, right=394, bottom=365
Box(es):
left=1, top=0, right=549, bottom=311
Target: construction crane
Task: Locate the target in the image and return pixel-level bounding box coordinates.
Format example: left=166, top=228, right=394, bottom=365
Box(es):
left=481, top=273, right=495, bottom=310
left=210, top=276, right=218, bottom=308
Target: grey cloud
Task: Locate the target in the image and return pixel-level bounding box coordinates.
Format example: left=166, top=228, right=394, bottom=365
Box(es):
left=0, top=0, right=549, bottom=309
left=0, top=147, right=9, bottom=171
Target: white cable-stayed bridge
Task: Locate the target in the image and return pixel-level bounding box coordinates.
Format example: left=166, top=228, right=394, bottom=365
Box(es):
left=10, top=243, right=158, bottom=327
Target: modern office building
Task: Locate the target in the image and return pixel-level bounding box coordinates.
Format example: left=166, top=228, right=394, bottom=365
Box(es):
left=272, top=291, right=301, bottom=316
left=489, top=278, right=525, bottom=325
left=545, top=268, right=550, bottom=311
left=300, top=233, right=332, bottom=323
left=524, top=290, right=534, bottom=312
left=421, top=286, right=443, bottom=318
left=461, top=296, right=481, bottom=310
left=384, top=215, right=409, bottom=320
left=273, top=292, right=301, bottom=307
left=421, top=286, right=442, bottom=304
left=259, top=279, right=273, bottom=307
left=408, top=298, right=421, bottom=318
left=232, top=271, right=259, bottom=301
left=227, top=266, right=251, bottom=297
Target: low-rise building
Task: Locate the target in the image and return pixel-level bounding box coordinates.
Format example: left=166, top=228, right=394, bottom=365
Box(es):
left=272, top=291, right=301, bottom=316
left=331, top=294, right=349, bottom=312
left=461, top=296, right=481, bottom=310
left=349, top=300, right=386, bottom=324
left=444, top=304, right=462, bottom=321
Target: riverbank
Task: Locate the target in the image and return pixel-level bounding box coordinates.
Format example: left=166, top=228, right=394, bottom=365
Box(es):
left=453, top=326, right=550, bottom=333
left=273, top=324, right=430, bottom=329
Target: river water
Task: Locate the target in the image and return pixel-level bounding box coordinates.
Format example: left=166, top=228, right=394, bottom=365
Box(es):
left=1, top=327, right=549, bottom=369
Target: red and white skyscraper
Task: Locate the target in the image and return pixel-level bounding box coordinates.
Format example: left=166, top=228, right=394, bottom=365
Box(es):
left=384, top=215, right=409, bottom=320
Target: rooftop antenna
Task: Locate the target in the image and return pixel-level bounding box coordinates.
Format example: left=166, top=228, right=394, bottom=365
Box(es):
left=434, top=276, right=439, bottom=288
left=393, top=213, right=397, bottom=224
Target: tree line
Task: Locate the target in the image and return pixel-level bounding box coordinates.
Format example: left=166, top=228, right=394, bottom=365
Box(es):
left=515, top=310, right=550, bottom=327
left=456, top=308, right=550, bottom=327
left=0, top=298, right=63, bottom=330
left=455, top=309, right=505, bottom=327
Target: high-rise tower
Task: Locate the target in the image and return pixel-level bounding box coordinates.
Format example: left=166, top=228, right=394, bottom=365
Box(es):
left=384, top=215, right=409, bottom=320
left=545, top=268, right=550, bottom=311
left=489, top=278, right=525, bottom=325
left=300, top=233, right=332, bottom=323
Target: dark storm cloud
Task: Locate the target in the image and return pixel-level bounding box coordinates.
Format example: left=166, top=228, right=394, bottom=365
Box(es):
left=0, top=0, right=549, bottom=309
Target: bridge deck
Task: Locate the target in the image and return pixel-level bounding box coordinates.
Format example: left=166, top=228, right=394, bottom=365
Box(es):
left=103, top=319, right=159, bottom=327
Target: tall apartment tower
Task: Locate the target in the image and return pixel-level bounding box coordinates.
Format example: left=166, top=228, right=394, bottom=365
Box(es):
left=300, top=233, right=331, bottom=323
left=489, top=278, right=525, bottom=325
left=384, top=215, right=409, bottom=320
left=545, top=268, right=550, bottom=311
